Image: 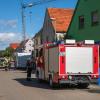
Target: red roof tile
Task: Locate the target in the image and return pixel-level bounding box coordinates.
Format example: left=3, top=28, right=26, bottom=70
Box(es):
left=10, top=43, right=20, bottom=50
left=47, top=8, right=74, bottom=33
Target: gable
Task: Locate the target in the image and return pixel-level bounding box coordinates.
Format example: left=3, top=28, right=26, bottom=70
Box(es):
left=47, top=8, right=74, bottom=33
left=66, top=0, right=100, bottom=41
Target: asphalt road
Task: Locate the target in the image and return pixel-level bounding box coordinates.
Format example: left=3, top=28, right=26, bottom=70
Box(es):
left=0, top=69, right=100, bottom=100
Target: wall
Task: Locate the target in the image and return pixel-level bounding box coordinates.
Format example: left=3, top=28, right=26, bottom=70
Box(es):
left=67, top=0, right=100, bottom=41
left=42, top=9, right=55, bottom=43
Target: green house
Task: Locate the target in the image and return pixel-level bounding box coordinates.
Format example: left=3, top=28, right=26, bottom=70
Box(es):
left=65, top=0, right=100, bottom=42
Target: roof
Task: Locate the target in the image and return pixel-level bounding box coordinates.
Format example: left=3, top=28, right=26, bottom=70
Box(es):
left=47, top=8, right=74, bottom=33
left=19, top=39, right=29, bottom=48
left=10, top=43, right=20, bottom=50
left=65, top=0, right=80, bottom=39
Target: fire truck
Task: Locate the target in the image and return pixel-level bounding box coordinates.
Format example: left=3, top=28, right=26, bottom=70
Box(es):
left=36, top=40, right=99, bottom=88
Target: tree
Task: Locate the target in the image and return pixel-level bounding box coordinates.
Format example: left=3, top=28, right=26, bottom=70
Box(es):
left=0, top=47, right=14, bottom=57
left=5, top=47, right=14, bottom=57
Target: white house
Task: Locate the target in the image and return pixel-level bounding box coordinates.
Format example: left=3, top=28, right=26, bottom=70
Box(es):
left=23, top=39, right=34, bottom=53
left=17, top=39, right=34, bottom=53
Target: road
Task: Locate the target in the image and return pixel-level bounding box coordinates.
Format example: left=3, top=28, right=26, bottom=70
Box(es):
left=0, top=69, right=100, bottom=100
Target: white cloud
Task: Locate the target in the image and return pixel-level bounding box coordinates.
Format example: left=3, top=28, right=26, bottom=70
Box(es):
left=0, top=32, right=31, bottom=50
left=0, top=32, right=22, bottom=50
left=0, top=33, right=14, bottom=41
left=0, top=19, right=17, bottom=28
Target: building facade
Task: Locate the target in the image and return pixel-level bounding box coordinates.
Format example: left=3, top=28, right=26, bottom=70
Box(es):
left=66, top=0, right=100, bottom=42
left=33, top=8, right=73, bottom=58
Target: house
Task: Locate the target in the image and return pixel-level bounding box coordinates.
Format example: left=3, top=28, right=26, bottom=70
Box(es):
left=17, top=39, right=34, bottom=53
left=10, top=43, right=20, bottom=50
left=33, top=8, right=73, bottom=58
left=41, top=8, right=74, bottom=43
left=65, top=0, right=100, bottom=42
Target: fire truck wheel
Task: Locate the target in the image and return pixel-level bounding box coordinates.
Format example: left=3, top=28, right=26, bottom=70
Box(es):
left=77, top=83, right=89, bottom=89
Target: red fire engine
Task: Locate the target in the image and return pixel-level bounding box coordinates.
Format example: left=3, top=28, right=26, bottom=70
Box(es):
left=36, top=40, right=99, bottom=88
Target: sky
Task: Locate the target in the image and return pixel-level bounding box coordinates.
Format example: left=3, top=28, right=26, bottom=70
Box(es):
left=0, top=0, right=78, bottom=50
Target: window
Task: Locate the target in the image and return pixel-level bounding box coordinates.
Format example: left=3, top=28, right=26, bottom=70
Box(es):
left=29, top=50, right=31, bottom=52
left=91, top=10, right=99, bottom=26
left=29, top=44, right=31, bottom=46
left=79, top=16, right=84, bottom=29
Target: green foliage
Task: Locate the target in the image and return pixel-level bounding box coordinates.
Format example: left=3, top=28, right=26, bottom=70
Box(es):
left=0, top=47, right=14, bottom=57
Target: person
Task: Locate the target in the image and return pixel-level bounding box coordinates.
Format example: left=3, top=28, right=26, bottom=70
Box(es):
left=26, top=59, right=32, bottom=81
left=4, top=58, right=9, bottom=71
left=31, top=58, right=36, bottom=73
left=4, top=60, right=8, bottom=71
left=36, top=56, right=44, bottom=80
left=8, top=60, right=11, bottom=70
left=13, top=60, right=16, bottom=70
